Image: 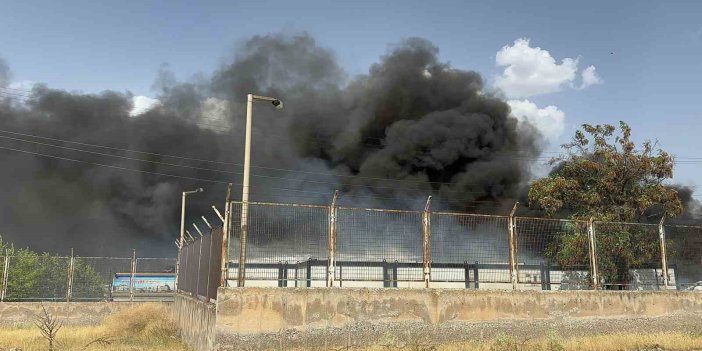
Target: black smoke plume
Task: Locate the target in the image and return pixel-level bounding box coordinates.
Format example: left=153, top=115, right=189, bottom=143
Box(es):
left=0, top=34, right=541, bottom=255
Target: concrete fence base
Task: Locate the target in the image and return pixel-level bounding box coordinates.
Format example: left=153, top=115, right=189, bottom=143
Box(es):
left=174, top=294, right=216, bottom=351
left=207, top=288, right=702, bottom=351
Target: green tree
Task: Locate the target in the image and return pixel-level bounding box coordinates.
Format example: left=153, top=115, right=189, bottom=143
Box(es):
left=529, top=122, right=683, bottom=288
left=0, top=235, right=106, bottom=300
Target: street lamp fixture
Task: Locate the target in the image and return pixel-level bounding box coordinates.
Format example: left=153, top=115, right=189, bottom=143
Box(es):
left=238, top=94, right=283, bottom=287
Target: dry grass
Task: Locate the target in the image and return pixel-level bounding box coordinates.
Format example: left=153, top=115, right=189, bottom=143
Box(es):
left=358, top=331, right=702, bottom=351
left=0, top=304, right=189, bottom=351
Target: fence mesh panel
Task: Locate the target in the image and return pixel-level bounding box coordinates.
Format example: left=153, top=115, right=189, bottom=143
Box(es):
left=136, top=257, right=176, bottom=274
left=515, top=218, right=591, bottom=289
left=594, top=222, right=662, bottom=290
left=665, top=225, right=702, bottom=290
left=431, top=213, right=510, bottom=284
left=223, top=201, right=701, bottom=290
left=229, top=202, right=329, bottom=284
left=5, top=256, right=70, bottom=301
left=72, top=257, right=132, bottom=301
left=335, top=208, right=423, bottom=283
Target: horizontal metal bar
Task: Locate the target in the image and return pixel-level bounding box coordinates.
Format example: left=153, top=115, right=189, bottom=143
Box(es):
left=336, top=207, right=421, bottom=214
left=230, top=201, right=329, bottom=209
left=228, top=261, right=615, bottom=271
left=514, top=217, right=588, bottom=224
left=663, top=224, right=702, bottom=230
left=593, top=221, right=658, bottom=227
left=219, top=200, right=702, bottom=230
left=432, top=211, right=509, bottom=219
left=3, top=256, right=174, bottom=260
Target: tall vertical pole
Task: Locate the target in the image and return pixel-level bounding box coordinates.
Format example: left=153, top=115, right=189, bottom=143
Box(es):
left=66, top=248, right=74, bottom=302
left=587, top=218, right=599, bottom=289
left=175, top=192, right=187, bottom=291
left=659, top=217, right=669, bottom=288
left=129, top=249, right=136, bottom=302
left=422, top=196, right=432, bottom=288
left=327, top=190, right=339, bottom=287
left=1, top=250, right=9, bottom=302
left=238, top=94, right=254, bottom=287
left=220, top=184, right=232, bottom=288
left=507, top=202, right=519, bottom=290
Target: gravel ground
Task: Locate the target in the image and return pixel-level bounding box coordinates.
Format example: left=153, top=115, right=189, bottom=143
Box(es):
left=216, top=312, right=702, bottom=351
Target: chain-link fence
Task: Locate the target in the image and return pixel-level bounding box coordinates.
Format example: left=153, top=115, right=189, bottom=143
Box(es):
left=515, top=218, right=591, bottom=290
left=224, top=200, right=702, bottom=291
left=3, top=201, right=700, bottom=300
left=594, top=222, right=662, bottom=290
left=228, top=202, right=329, bottom=287
left=71, top=257, right=132, bottom=301
left=432, top=213, right=510, bottom=286
left=0, top=253, right=175, bottom=302
left=665, top=224, right=702, bottom=290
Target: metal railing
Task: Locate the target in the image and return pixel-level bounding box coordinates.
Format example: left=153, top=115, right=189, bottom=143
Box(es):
left=223, top=198, right=702, bottom=291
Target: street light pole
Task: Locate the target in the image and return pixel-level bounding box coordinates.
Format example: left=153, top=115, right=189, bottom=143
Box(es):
left=238, top=93, right=283, bottom=287
left=175, top=187, right=203, bottom=291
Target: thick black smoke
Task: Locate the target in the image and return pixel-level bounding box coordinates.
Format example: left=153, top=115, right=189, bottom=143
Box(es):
left=0, top=34, right=540, bottom=255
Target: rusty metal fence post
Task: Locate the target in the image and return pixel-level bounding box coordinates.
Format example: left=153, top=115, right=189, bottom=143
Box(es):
left=659, top=217, right=669, bottom=288
left=507, top=203, right=518, bottom=290
left=220, top=184, right=232, bottom=288
left=327, top=190, right=339, bottom=287
left=237, top=198, right=249, bottom=287
left=587, top=218, right=599, bottom=289
left=66, top=248, right=75, bottom=302
left=1, top=250, right=9, bottom=302
left=422, top=196, right=432, bottom=288
left=129, top=249, right=136, bottom=301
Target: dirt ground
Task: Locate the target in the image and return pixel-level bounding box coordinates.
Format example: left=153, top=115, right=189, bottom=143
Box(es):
left=0, top=304, right=189, bottom=351
left=1, top=305, right=701, bottom=351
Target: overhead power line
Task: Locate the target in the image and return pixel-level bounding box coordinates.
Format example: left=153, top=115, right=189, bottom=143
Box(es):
left=0, top=129, right=552, bottom=186
left=0, top=134, right=507, bottom=195
left=0, top=144, right=515, bottom=206
left=0, top=144, right=229, bottom=184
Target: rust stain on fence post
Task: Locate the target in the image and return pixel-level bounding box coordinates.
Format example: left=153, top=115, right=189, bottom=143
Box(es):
left=507, top=203, right=518, bottom=290
left=659, top=217, right=669, bottom=288
left=422, top=196, right=432, bottom=288
left=587, top=218, right=600, bottom=290
left=327, top=190, right=339, bottom=287
left=66, top=248, right=74, bottom=302
left=129, top=249, right=136, bottom=302
left=220, top=183, right=232, bottom=288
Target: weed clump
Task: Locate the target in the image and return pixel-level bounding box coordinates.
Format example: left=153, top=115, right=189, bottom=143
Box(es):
left=102, top=304, right=179, bottom=343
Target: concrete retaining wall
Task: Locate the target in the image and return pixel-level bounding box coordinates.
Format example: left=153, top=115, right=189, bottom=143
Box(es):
left=174, top=293, right=216, bottom=351
left=0, top=302, right=163, bottom=327
left=214, top=288, right=702, bottom=350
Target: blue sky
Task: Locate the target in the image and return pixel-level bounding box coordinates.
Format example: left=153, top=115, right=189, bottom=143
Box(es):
left=1, top=0, right=701, bottom=195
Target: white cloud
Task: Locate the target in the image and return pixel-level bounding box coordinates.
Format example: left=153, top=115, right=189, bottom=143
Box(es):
left=130, top=96, right=161, bottom=116
left=494, top=38, right=601, bottom=98
left=577, top=65, right=603, bottom=89
left=508, top=99, right=565, bottom=141
left=8, top=80, right=36, bottom=91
